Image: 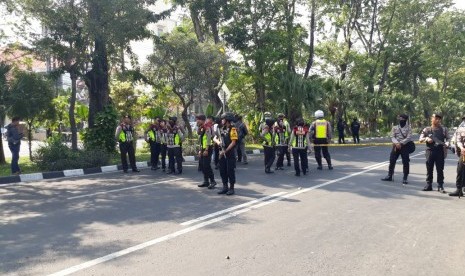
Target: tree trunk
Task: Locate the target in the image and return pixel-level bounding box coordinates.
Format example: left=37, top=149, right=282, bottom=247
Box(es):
left=0, top=115, right=6, bottom=164
left=85, top=35, right=110, bottom=128
left=27, top=121, right=33, bottom=161
left=181, top=107, right=192, bottom=138
left=304, top=0, right=316, bottom=78
left=69, top=72, right=78, bottom=150
left=190, top=8, right=205, bottom=43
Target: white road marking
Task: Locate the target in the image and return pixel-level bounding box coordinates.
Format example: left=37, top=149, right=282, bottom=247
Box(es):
left=67, top=178, right=183, bottom=200
left=180, top=191, right=289, bottom=226
left=49, top=154, right=429, bottom=275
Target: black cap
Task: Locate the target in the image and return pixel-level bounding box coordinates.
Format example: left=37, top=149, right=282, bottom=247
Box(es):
left=169, top=116, right=177, bottom=122
left=196, top=114, right=206, bottom=121
left=432, top=113, right=442, bottom=119
left=398, top=114, right=408, bottom=120
left=221, top=112, right=235, bottom=122
left=124, top=115, right=131, bottom=119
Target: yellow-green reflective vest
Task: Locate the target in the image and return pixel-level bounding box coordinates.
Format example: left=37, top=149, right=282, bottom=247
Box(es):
left=262, top=132, right=273, bottom=146
left=315, top=120, right=328, bottom=139
left=148, top=129, right=157, bottom=142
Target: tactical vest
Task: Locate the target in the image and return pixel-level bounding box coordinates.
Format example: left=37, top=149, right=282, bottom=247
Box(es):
left=198, top=126, right=211, bottom=149
left=119, top=125, right=134, bottom=143
left=221, top=126, right=238, bottom=149
left=274, top=127, right=289, bottom=145
left=292, top=127, right=308, bottom=148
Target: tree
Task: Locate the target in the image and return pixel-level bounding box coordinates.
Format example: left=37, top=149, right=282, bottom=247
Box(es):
left=7, top=71, right=55, bottom=160
left=147, top=29, right=228, bottom=137
left=0, top=62, right=11, bottom=164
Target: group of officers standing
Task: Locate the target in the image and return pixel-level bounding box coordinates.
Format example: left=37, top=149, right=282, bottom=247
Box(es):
left=381, top=112, right=465, bottom=197
left=115, top=110, right=465, bottom=198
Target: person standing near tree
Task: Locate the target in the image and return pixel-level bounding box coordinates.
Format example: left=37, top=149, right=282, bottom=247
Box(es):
left=6, top=117, right=24, bottom=175
left=419, top=113, right=449, bottom=193
left=261, top=119, right=276, bottom=174
left=288, top=118, right=311, bottom=176
left=196, top=114, right=217, bottom=189
left=166, top=116, right=184, bottom=174
left=158, top=119, right=168, bottom=172
left=235, top=114, right=249, bottom=165
left=144, top=118, right=161, bottom=170
left=381, top=114, right=412, bottom=184
left=337, top=118, right=347, bottom=144
left=351, top=118, right=361, bottom=144
left=115, top=115, right=140, bottom=173
left=214, top=113, right=238, bottom=195
left=310, top=110, right=333, bottom=170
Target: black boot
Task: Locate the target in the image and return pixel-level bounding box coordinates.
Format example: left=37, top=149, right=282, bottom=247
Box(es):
left=226, top=188, right=235, bottom=195
left=218, top=185, right=229, bottom=194
left=381, top=175, right=393, bottom=181
left=437, top=183, right=445, bottom=193
left=449, top=188, right=463, bottom=197
left=422, top=183, right=433, bottom=191
left=208, top=180, right=217, bottom=189
left=198, top=181, right=209, bottom=188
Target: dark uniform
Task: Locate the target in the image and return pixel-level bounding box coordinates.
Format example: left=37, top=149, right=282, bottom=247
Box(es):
left=351, top=118, right=361, bottom=144
left=166, top=117, right=183, bottom=174
left=310, top=110, right=333, bottom=170
left=274, top=119, right=290, bottom=170
left=288, top=120, right=311, bottom=176
left=419, top=113, right=448, bottom=192
left=449, top=123, right=465, bottom=197
left=115, top=116, right=139, bottom=173
left=261, top=120, right=276, bottom=174
left=196, top=115, right=217, bottom=189
left=337, top=119, right=346, bottom=144
left=145, top=121, right=161, bottom=170
left=158, top=120, right=168, bottom=172
left=215, top=113, right=238, bottom=195
left=381, top=114, right=411, bottom=184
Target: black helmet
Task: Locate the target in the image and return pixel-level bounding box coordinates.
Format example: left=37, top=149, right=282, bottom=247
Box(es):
left=169, top=116, right=177, bottom=122
left=221, top=112, right=235, bottom=122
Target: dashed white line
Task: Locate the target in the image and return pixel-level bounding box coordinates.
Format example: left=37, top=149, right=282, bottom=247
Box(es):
left=67, top=178, right=183, bottom=200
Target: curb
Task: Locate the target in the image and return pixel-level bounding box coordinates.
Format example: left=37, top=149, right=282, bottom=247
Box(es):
left=0, top=150, right=265, bottom=185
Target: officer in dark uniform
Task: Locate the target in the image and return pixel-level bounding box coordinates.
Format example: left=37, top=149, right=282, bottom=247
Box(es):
left=166, top=116, right=184, bottom=174
left=214, top=113, right=238, bottom=195
left=261, top=119, right=276, bottom=173
left=310, top=110, right=333, bottom=170
left=115, top=115, right=140, bottom=173
left=144, top=118, right=161, bottom=170
left=196, top=114, right=217, bottom=189
left=419, top=113, right=449, bottom=192
left=158, top=119, right=168, bottom=172
left=449, top=120, right=465, bottom=197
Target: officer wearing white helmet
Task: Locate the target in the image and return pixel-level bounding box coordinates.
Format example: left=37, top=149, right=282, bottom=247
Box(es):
left=310, top=110, right=333, bottom=170
left=259, top=112, right=273, bottom=133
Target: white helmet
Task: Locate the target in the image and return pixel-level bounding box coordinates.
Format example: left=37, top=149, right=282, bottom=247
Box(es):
left=314, top=110, right=324, bottom=118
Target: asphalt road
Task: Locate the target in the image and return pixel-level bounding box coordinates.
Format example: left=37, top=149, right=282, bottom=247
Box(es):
left=2, top=144, right=465, bottom=276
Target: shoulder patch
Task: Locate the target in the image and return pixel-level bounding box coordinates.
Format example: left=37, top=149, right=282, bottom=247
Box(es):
left=230, top=127, right=238, bottom=140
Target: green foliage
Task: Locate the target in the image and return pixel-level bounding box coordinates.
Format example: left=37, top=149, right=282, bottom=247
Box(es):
left=34, top=134, right=110, bottom=171
left=144, top=106, right=166, bottom=120
left=82, top=105, right=118, bottom=152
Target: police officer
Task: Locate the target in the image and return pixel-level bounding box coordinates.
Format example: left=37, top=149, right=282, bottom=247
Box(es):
left=259, top=112, right=273, bottom=133
left=196, top=114, right=217, bottom=189
left=261, top=119, right=276, bottom=173
left=277, top=113, right=292, bottom=166
left=166, top=116, right=184, bottom=174
left=274, top=117, right=290, bottom=170
left=381, top=114, right=412, bottom=184
left=351, top=118, right=361, bottom=144
left=115, top=115, right=140, bottom=173
left=419, top=113, right=449, bottom=192
left=449, top=120, right=465, bottom=197
left=310, top=110, right=333, bottom=170
left=288, top=118, right=311, bottom=176
left=211, top=116, right=221, bottom=170
left=337, top=118, right=347, bottom=144
left=214, top=112, right=238, bottom=195
left=144, top=118, right=161, bottom=170
left=158, top=119, right=168, bottom=172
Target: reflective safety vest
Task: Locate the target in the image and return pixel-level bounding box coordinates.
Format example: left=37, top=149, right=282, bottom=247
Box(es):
left=119, top=125, right=134, bottom=143
left=315, top=120, right=328, bottom=139
left=292, top=127, right=308, bottom=147
left=274, top=128, right=289, bottom=145
left=262, top=132, right=273, bottom=146
left=199, top=127, right=211, bottom=149
left=148, top=129, right=157, bottom=142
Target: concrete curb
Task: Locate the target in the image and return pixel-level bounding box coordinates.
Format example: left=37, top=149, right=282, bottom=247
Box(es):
left=0, top=149, right=265, bottom=185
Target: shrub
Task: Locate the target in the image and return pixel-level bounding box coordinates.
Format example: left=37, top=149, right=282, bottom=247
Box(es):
left=82, top=105, right=118, bottom=152
left=34, top=135, right=111, bottom=171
